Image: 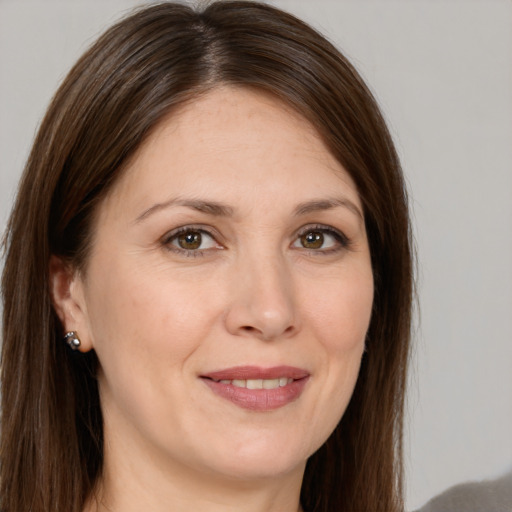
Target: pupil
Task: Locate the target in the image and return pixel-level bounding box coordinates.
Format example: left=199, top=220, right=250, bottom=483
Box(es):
left=178, top=231, right=201, bottom=250
left=302, top=231, right=323, bottom=249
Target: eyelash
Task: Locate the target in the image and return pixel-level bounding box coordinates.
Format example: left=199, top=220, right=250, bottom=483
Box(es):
left=161, top=225, right=219, bottom=258
left=161, top=224, right=351, bottom=257
left=294, top=224, right=352, bottom=255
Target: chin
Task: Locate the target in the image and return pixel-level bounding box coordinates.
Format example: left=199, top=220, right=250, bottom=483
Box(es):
left=205, top=455, right=306, bottom=483
left=189, top=429, right=315, bottom=482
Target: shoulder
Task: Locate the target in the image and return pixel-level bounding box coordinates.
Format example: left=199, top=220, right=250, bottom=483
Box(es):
left=415, top=471, right=512, bottom=512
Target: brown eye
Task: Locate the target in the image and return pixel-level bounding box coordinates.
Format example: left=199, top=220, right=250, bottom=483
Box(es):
left=300, top=231, right=324, bottom=249
left=177, top=231, right=202, bottom=250
left=166, top=228, right=219, bottom=254
left=293, top=226, right=348, bottom=253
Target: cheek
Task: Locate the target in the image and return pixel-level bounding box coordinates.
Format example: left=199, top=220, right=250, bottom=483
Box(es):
left=81, top=258, right=225, bottom=437
left=86, top=257, right=215, bottom=347
left=306, top=265, right=374, bottom=353
left=322, top=268, right=373, bottom=391
left=83, top=258, right=222, bottom=405
left=299, top=265, right=373, bottom=446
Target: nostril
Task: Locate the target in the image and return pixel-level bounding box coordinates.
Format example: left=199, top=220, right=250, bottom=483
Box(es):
left=239, top=324, right=296, bottom=341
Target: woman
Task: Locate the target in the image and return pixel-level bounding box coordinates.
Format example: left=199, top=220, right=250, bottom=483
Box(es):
left=1, top=2, right=412, bottom=511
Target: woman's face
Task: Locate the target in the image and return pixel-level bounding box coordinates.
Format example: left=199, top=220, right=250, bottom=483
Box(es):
left=67, top=87, right=374, bottom=482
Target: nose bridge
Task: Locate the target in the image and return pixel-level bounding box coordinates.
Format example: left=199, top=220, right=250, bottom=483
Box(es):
left=225, top=244, right=298, bottom=340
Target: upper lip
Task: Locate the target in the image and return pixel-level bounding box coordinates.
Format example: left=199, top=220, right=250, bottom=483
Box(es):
left=201, top=365, right=310, bottom=381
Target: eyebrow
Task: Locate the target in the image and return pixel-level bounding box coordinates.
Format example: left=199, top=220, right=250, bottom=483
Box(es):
left=293, top=198, right=363, bottom=221
left=134, top=196, right=363, bottom=223
left=135, top=198, right=234, bottom=223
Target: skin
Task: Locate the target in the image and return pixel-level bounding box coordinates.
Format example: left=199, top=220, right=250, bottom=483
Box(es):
left=51, top=87, right=374, bottom=512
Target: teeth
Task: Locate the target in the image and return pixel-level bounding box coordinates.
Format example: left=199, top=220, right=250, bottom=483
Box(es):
left=217, top=378, right=293, bottom=389
left=246, top=379, right=263, bottom=389
left=262, top=379, right=279, bottom=389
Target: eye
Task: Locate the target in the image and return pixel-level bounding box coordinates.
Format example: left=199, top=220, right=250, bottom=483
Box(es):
left=163, top=227, right=220, bottom=255
left=292, top=225, right=349, bottom=253
left=299, top=231, right=329, bottom=250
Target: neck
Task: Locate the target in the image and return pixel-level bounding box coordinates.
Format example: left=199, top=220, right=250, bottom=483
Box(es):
left=85, top=468, right=305, bottom=512
left=84, top=432, right=305, bottom=512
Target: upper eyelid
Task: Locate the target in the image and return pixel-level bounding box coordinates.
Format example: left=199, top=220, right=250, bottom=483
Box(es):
left=294, top=223, right=348, bottom=239
left=161, top=226, right=221, bottom=256
left=162, top=225, right=220, bottom=242
left=160, top=223, right=350, bottom=249
left=293, top=224, right=352, bottom=250
left=162, top=223, right=343, bottom=236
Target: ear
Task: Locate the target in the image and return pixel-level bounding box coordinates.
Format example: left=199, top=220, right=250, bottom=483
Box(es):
left=49, top=255, right=94, bottom=352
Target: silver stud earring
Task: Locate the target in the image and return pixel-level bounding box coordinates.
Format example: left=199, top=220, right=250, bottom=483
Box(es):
left=64, top=331, right=81, bottom=350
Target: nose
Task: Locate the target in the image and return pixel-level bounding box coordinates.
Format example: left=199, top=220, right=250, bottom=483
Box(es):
left=224, top=255, right=299, bottom=341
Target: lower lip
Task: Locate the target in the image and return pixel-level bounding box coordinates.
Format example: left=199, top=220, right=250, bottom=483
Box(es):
left=202, top=377, right=309, bottom=411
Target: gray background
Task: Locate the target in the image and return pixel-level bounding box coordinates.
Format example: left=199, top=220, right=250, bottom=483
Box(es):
left=1, top=1, right=511, bottom=510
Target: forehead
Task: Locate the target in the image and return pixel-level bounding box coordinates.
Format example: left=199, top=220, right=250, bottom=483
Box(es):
left=101, top=86, right=361, bottom=218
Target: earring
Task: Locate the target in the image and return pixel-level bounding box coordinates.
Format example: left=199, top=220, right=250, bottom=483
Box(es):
left=64, top=331, right=81, bottom=350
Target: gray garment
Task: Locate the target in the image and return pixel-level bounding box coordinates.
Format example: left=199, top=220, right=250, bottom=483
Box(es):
left=416, top=471, right=512, bottom=512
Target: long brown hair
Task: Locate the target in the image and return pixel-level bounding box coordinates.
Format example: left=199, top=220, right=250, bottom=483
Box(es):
left=1, top=2, right=413, bottom=511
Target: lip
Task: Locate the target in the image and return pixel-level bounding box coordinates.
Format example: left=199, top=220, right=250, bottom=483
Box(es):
left=202, top=365, right=309, bottom=381
left=200, top=366, right=310, bottom=412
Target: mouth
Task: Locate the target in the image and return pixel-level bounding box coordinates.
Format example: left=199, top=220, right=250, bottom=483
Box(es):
left=200, top=366, right=310, bottom=411
left=207, top=377, right=294, bottom=389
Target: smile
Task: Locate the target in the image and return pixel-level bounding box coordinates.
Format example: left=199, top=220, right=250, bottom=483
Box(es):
left=200, top=366, right=310, bottom=411
left=213, top=377, right=293, bottom=389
